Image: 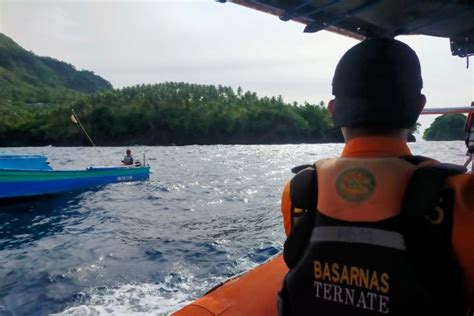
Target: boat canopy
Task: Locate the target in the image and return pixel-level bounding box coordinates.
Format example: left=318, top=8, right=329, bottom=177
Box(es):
left=0, top=155, right=52, bottom=170
left=220, top=0, right=474, bottom=58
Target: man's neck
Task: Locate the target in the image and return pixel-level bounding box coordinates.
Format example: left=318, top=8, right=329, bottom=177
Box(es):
left=341, top=127, right=408, bottom=142
left=341, top=136, right=412, bottom=158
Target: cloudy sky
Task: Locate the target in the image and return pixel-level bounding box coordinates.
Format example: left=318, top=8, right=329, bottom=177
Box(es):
left=1, top=0, right=473, bottom=131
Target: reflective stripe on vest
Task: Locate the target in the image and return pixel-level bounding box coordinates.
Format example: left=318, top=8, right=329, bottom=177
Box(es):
left=310, top=226, right=406, bottom=251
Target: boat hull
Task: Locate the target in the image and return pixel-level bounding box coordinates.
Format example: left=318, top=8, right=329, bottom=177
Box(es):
left=172, top=254, right=287, bottom=316
left=0, top=166, right=150, bottom=199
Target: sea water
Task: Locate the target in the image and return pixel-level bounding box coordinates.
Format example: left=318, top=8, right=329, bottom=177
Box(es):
left=0, top=142, right=468, bottom=315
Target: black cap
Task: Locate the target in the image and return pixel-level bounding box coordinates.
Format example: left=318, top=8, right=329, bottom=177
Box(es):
left=332, top=38, right=423, bottom=128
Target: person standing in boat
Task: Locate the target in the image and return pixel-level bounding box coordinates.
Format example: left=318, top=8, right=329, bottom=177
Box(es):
left=279, top=38, right=474, bottom=315
left=466, top=109, right=474, bottom=153
left=121, top=149, right=134, bottom=165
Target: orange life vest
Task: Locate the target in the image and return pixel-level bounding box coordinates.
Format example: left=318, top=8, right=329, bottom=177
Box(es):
left=279, top=156, right=468, bottom=316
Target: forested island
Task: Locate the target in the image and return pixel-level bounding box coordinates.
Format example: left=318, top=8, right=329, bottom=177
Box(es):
left=0, top=33, right=343, bottom=146
left=1, top=81, right=342, bottom=146
left=0, top=32, right=467, bottom=146
left=423, top=114, right=467, bottom=141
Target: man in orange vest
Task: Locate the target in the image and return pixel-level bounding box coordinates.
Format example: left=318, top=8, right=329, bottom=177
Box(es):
left=279, top=38, right=474, bottom=315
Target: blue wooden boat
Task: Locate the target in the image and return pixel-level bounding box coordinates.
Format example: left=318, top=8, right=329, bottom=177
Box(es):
left=0, top=155, right=150, bottom=199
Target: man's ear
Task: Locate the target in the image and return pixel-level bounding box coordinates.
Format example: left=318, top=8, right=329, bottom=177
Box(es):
left=418, top=94, right=426, bottom=114
left=328, top=99, right=335, bottom=115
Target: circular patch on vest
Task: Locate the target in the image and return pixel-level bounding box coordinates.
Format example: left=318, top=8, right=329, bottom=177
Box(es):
left=335, top=168, right=376, bottom=202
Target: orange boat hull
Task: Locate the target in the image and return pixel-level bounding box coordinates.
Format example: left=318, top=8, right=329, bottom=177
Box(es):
left=172, top=254, right=288, bottom=316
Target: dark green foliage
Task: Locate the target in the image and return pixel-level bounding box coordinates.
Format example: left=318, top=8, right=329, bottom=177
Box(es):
left=0, top=32, right=111, bottom=146
left=1, top=82, right=342, bottom=146
left=0, top=32, right=112, bottom=98
left=0, top=33, right=22, bottom=50
left=0, top=33, right=345, bottom=146
left=423, top=114, right=467, bottom=141
left=72, top=82, right=338, bottom=145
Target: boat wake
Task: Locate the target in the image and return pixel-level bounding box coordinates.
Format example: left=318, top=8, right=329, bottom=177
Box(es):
left=50, top=282, right=197, bottom=316
left=50, top=253, right=265, bottom=316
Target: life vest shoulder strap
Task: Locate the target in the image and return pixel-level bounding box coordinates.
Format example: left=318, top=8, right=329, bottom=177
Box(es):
left=401, top=162, right=467, bottom=307
left=400, top=154, right=437, bottom=166
left=289, top=164, right=317, bottom=224
left=284, top=165, right=317, bottom=268
left=402, top=162, right=466, bottom=218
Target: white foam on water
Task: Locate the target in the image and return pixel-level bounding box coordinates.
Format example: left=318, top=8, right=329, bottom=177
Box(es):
left=50, top=265, right=231, bottom=316
left=50, top=282, right=195, bottom=316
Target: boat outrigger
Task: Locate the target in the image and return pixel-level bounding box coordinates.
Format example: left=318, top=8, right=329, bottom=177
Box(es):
left=0, top=155, right=150, bottom=200
left=172, top=0, right=474, bottom=314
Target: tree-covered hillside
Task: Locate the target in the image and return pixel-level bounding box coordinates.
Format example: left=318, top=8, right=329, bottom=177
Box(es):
left=0, top=32, right=112, bottom=108
left=1, top=82, right=343, bottom=146
left=0, top=33, right=345, bottom=146
left=423, top=114, right=467, bottom=141
left=3, top=33, right=459, bottom=147
left=0, top=33, right=114, bottom=146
